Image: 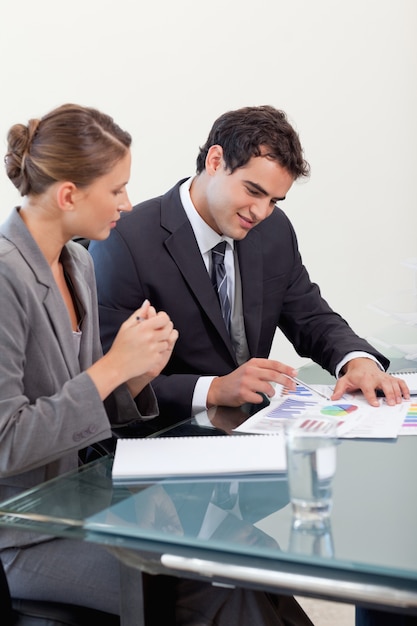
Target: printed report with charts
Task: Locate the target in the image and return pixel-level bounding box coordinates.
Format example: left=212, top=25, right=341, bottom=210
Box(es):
left=234, top=381, right=413, bottom=438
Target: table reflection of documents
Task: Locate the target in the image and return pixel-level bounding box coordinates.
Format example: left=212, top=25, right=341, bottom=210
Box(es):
left=85, top=478, right=289, bottom=555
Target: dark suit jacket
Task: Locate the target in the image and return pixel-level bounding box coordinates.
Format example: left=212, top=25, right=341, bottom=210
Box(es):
left=89, top=179, right=389, bottom=421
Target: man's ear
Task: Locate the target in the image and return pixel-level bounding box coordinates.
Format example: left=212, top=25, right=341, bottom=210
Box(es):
left=56, top=181, right=78, bottom=212
left=205, top=145, right=224, bottom=175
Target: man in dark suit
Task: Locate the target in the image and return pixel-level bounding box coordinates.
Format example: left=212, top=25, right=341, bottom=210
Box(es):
left=89, top=105, right=409, bottom=428
left=90, top=105, right=412, bottom=626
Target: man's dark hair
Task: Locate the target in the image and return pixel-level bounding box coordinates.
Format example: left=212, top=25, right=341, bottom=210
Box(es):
left=196, top=105, right=310, bottom=180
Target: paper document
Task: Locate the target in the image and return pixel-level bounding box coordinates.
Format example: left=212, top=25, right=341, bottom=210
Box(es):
left=112, top=434, right=286, bottom=483
left=389, top=370, right=417, bottom=395
left=234, top=384, right=410, bottom=439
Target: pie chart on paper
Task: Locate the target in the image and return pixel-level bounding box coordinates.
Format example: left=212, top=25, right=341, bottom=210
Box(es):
left=320, top=404, right=358, bottom=417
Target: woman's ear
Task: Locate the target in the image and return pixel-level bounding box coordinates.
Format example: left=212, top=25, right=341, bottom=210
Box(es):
left=205, top=145, right=224, bottom=175
left=56, top=181, right=78, bottom=212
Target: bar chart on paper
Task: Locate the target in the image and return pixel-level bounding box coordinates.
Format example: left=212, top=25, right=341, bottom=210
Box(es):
left=249, top=387, right=356, bottom=430
left=234, top=383, right=409, bottom=439
left=266, top=391, right=317, bottom=419
left=400, top=403, right=417, bottom=435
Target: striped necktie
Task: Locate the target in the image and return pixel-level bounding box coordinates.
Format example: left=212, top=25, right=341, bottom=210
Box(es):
left=211, top=241, right=231, bottom=334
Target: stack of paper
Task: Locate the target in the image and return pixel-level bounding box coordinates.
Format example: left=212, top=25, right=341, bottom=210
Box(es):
left=112, top=434, right=286, bottom=484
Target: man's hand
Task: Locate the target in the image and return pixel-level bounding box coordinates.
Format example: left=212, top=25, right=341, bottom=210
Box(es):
left=332, top=357, right=410, bottom=407
left=207, top=358, right=298, bottom=408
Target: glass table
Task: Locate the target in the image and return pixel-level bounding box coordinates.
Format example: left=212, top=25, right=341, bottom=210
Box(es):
left=0, top=366, right=416, bottom=625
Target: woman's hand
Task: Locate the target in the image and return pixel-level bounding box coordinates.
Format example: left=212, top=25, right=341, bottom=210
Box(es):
left=87, top=300, right=178, bottom=399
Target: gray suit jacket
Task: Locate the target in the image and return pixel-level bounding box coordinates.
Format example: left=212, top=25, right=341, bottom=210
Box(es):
left=0, top=209, right=157, bottom=549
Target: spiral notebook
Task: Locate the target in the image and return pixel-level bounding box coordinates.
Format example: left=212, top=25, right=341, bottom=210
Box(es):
left=112, top=434, right=286, bottom=483
left=391, top=370, right=417, bottom=395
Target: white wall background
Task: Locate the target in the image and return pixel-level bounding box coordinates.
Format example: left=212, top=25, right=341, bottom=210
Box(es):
left=0, top=0, right=416, bottom=367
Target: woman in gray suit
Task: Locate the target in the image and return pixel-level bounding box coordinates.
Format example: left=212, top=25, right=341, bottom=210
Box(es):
left=0, top=103, right=178, bottom=617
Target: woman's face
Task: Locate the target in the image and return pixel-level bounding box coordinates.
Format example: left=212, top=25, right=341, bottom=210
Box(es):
left=73, top=151, right=132, bottom=241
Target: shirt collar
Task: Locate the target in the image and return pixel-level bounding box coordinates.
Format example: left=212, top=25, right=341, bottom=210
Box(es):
left=179, top=177, right=234, bottom=255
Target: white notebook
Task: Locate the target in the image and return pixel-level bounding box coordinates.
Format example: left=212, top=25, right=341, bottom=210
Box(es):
left=391, top=370, right=417, bottom=395
left=112, top=434, right=286, bottom=483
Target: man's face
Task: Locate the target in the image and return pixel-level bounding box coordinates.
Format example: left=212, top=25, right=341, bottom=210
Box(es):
left=195, top=146, right=294, bottom=239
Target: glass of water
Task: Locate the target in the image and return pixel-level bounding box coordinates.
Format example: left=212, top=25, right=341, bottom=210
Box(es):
left=289, top=516, right=334, bottom=558
left=284, top=414, right=338, bottom=525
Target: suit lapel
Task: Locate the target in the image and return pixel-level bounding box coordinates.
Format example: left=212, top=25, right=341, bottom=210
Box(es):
left=161, top=185, right=236, bottom=361
left=1, top=210, right=80, bottom=378
left=42, top=284, right=80, bottom=378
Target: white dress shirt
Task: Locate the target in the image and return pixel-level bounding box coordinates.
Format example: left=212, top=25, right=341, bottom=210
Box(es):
left=179, top=178, right=382, bottom=415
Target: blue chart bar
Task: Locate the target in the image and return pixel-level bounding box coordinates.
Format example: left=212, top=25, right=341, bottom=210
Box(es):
left=294, top=385, right=315, bottom=397
left=267, top=396, right=317, bottom=419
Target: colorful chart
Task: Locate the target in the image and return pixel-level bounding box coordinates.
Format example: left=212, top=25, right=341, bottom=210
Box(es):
left=292, top=385, right=315, bottom=398
left=321, top=404, right=358, bottom=417
left=402, top=404, right=417, bottom=430
left=267, top=396, right=317, bottom=419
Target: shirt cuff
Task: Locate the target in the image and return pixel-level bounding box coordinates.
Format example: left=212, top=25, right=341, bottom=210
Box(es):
left=192, top=376, right=217, bottom=415
left=335, top=352, right=385, bottom=378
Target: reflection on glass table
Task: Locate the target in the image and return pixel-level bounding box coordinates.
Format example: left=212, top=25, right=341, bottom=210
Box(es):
left=289, top=517, right=334, bottom=559
left=0, top=431, right=417, bottom=618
